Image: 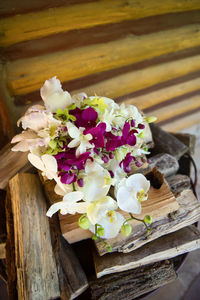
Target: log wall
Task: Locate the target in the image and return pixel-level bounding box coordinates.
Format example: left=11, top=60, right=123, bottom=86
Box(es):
left=0, top=0, right=200, bottom=131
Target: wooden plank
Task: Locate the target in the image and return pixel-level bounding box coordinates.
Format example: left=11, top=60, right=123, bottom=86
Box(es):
left=166, top=174, right=191, bottom=196
left=172, top=132, right=196, bottom=155
left=1, top=0, right=200, bottom=47
left=9, top=173, right=60, bottom=300
left=95, top=189, right=200, bottom=255
left=162, top=110, right=200, bottom=132
left=93, top=225, right=200, bottom=278
left=72, top=55, right=200, bottom=104
left=148, top=153, right=179, bottom=177
left=3, top=10, right=200, bottom=61
left=147, top=94, right=200, bottom=123
left=150, top=123, right=188, bottom=159
left=6, top=25, right=200, bottom=96
left=90, top=260, right=177, bottom=300
left=0, top=243, right=5, bottom=259
left=58, top=169, right=179, bottom=244
left=0, top=143, right=28, bottom=190
left=125, top=77, right=200, bottom=111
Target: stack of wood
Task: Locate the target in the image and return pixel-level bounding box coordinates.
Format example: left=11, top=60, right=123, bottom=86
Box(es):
left=0, top=125, right=200, bottom=300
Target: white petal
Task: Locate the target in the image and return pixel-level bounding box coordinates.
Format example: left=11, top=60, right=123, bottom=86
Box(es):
left=42, top=155, right=58, bottom=174
left=40, top=76, right=63, bottom=101
left=63, top=191, right=84, bottom=203
left=28, top=153, right=45, bottom=171
left=68, top=138, right=80, bottom=148
left=126, top=173, right=150, bottom=193
left=83, top=176, right=109, bottom=202
left=11, top=141, right=30, bottom=152
left=65, top=202, right=89, bottom=215
left=46, top=201, right=64, bottom=217
left=54, top=181, right=73, bottom=196
left=117, top=186, right=141, bottom=214
left=67, top=122, right=80, bottom=139
left=45, top=91, right=73, bottom=112
left=11, top=131, right=37, bottom=143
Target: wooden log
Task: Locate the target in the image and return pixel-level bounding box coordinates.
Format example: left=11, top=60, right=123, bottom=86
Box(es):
left=57, top=169, right=179, bottom=244
left=95, top=189, right=200, bottom=255
left=6, top=26, right=200, bottom=95
left=0, top=190, right=7, bottom=242
left=0, top=243, right=5, bottom=259
left=90, top=260, right=177, bottom=300
left=1, top=0, right=200, bottom=47
left=150, top=123, right=188, bottom=159
left=0, top=143, right=28, bottom=190
left=9, top=173, right=60, bottom=300
left=172, top=132, right=196, bottom=155
left=161, top=110, right=200, bottom=132
left=93, top=225, right=200, bottom=278
left=166, top=174, right=191, bottom=196
left=148, top=153, right=179, bottom=177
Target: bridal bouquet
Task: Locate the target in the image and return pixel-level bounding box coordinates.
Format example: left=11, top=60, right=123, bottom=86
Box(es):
left=11, top=77, right=156, bottom=251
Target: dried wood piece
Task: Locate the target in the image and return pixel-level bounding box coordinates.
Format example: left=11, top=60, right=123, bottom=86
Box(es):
left=172, top=132, right=196, bottom=155
left=148, top=153, right=179, bottom=177
left=95, top=189, right=200, bottom=255
left=0, top=243, right=5, bottom=259
left=166, top=174, right=191, bottom=196
left=93, top=225, right=200, bottom=278
left=0, top=143, right=28, bottom=189
left=58, top=169, right=179, bottom=244
left=150, top=123, right=188, bottom=159
left=0, top=190, right=7, bottom=242
left=90, top=260, right=176, bottom=300
left=9, top=173, right=60, bottom=300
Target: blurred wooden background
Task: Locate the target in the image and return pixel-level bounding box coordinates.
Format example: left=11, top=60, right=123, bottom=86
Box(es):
left=0, top=0, right=200, bottom=132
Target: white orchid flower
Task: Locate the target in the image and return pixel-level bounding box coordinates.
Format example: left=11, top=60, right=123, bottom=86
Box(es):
left=40, top=76, right=73, bottom=112
left=80, top=161, right=111, bottom=202
left=116, top=173, right=150, bottom=214
left=72, top=92, right=87, bottom=107
left=54, top=179, right=73, bottom=196
left=67, top=122, right=93, bottom=156
left=17, top=109, right=49, bottom=132
left=98, top=108, right=115, bottom=132
left=28, top=153, right=58, bottom=180
left=87, top=196, right=125, bottom=239
left=46, top=191, right=88, bottom=217
left=11, top=130, right=43, bottom=152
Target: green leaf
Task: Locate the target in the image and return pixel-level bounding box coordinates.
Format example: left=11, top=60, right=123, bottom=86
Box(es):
left=49, top=140, right=57, bottom=149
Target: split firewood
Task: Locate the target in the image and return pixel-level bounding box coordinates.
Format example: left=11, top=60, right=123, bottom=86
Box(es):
left=0, top=189, right=7, bottom=242
left=95, top=189, right=200, bottom=255
left=57, top=169, right=179, bottom=244
left=9, top=173, right=60, bottom=300
left=166, top=174, right=191, bottom=196
left=93, top=225, right=200, bottom=278
left=172, top=132, right=196, bottom=155
left=90, top=260, right=176, bottom=300
left=148, top=153, right=179, bottom=177
left=0, top=143, right=28, bottom=189
left=150, top=123, right=188, bottom=159
left=0, top=243, right=5, bottom=259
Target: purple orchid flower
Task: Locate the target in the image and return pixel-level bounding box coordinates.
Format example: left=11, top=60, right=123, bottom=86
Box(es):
left=105, top=132, right=122, bottom=151
left=121, top=122, right=137, bottom=147
left=85, top=122, right=106, bottom=148
left=120, top=152, right=134, bottom=173
left=70, top=107, right=97, bottom=128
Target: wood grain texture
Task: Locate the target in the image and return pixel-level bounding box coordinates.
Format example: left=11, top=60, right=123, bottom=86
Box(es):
left=93, top=225, right=200, bottom=278
left=90, top=260, right=177, bottom=300
left=2, top=10, right=200, bottom=61
left=59, top=169, right=179, bottom=244
left=9, top=173, right=60, bottom=300
left=0, top=243, right=5, bottom=259
left=6, top=25, right=200, bottom=96
left=1, top=0, right=200, bottom=46
left=148, top=153, right=179, bottom=177
left=166, top=174, right=191, bottom=196
left=95, top=189, right=200, bottom=255
left=0, top=143, right=28, bottom=190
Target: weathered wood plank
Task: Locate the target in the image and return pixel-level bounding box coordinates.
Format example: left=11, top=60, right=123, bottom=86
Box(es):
left=148, top=153, right=179, bottom=177
left=90, top=260, right=177, bottom=300
left=150, top=123, right=188, bottom=159
left=1, top=0, right=200, bottom=47
left=58, top=169, right=179, bottom=243
left=0, top=243, right=5, bottom=259
left=161, top=110, right=200, bottom=132
left=147, top=94, right=200, bottom=123
left=166, top=174, right=191, bottom=196
left=9, top=173, right=60, bottom=300
left=172, top=133, right=196, bottom=155
left=72, top=55, right=200, bottom=105
left=0, top=143, right=28, bottom=190
left=6, top=25, right=200, bottom=95
left=93, top=225, right=200, bottom=278
left=95, top=189, right=200, bottom=255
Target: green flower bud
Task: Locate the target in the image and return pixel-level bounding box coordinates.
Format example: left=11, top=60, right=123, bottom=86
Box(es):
left=121, top=224, right=132, bottom=237
left=96, top=225, right=104, bottom=237
left=145, top=116, right=157, bottom=123
left=107, top=245, right=112, bottom=252
left=144, top=215, right=153, bottom=224
left=78, top=215, right=90, bottom=230
left=92, top=234, right=98, bottom=240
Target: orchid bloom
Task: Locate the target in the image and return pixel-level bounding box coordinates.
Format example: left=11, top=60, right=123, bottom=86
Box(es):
left=116, top=173, right=150, bottom=214
left=40, top=76, right=73, bottom=112
left=28, top=153, right=58, bottom=180
left=87, top=196, right=125, bottom=239
left=67, top=122, right=93, bottom=156
left=80, top=161, right=112, bottom=202
left=46, top=191, right=88, bottom=217
left=11, top=130, right=42, bottom=152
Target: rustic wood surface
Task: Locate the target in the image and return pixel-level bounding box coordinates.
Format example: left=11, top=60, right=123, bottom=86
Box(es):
left=58, top=169, right=179, bottom=244
left=90, top=260, right=177, bottom=300
left=9, top=173, right=60, bottom=300
left=95, top=189, right=200, bottom=255
left=93, top=225, right=200, bottom=278
left=0, top=143, right=28, bottom=190
left=166, top=174, right=191, bottom=196
left=148, top=153, right=179, bottom=177
left=150, top=123, right=188, bottom=159
left=0, top=243, right=5, bottom=260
